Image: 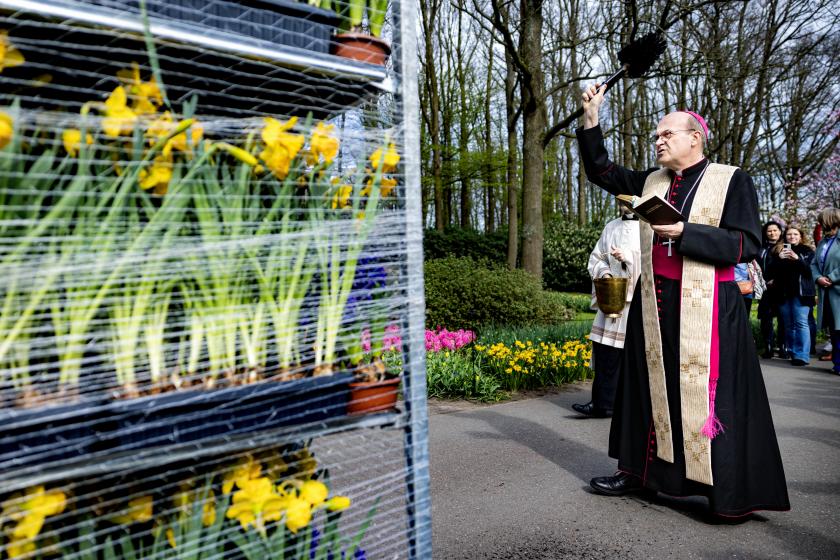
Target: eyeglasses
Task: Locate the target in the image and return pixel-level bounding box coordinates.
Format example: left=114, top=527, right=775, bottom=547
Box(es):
left=650, top=129, right=696, bottom=143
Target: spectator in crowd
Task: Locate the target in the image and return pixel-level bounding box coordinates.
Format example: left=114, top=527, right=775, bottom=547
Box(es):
left=758, top=221, right=785, bottom=358
left=811, top=208, right=840, bottom=375
left=771, top=225, right=815, bottom=366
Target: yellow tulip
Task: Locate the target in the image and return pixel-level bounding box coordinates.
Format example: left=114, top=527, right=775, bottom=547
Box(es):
left=62, top=129, right=93, bottom=157
left=0, top=110, right=12, bottom=149
left=0, top=30, right=25, bottom=73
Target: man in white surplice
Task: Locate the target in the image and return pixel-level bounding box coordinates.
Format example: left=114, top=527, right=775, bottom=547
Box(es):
left=572, top=205, right=641, bottom=417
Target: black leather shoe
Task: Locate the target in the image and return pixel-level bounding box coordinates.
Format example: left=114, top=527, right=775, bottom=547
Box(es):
left=572, top=402, right=612, bottom=418
left=590, top=472, right=644, bottom=496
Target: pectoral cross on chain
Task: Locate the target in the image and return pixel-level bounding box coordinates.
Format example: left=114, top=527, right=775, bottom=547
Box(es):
left=663, top=238, right=675, bottom=257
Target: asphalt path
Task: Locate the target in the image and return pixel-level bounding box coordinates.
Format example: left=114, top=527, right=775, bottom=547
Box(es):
left=429, top=358, right=840, bottom=559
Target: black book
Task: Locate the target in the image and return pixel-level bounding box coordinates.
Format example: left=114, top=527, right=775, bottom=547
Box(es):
left=616, top=193, right=685, bottom=225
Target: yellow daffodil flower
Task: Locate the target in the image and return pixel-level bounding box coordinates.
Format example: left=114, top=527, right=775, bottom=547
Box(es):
left=380, top=176, right=397, bottom=197
left=62, top=129, right=93, bottom=157
left=369, top=143, right=400, bottom=173
left=215, top=142, right=264, bottom=174
left=166, top=528, right=177, bottom=549
left=0, top=30, right=25, bottom=73
left=331, top=184, right=353, bottom=209
left=111, top=495, right=153, bottom=525
left=325, top=496, right=351, bottom=512
left=291, top=447, right=318, bottom=478
left=222, top=455, right=262, bottom=494
left=138, top=155, right=172, bottom=195
left=146, top=112, right=203, bottom=156
left=173, top=484, right=217, bottom=527
left=31, top=73, right=51, bottom=87
left=226, top=477, right=287, bottom=530
left=170, top=121, right=203, bottom=153
left=259, top=117, right=305, bottom=180
left=307, top=121, right=339, bottom=165
left=0, top=110, right=12, bottom=149
left=263, top=453, right=289, bottom=480
left=299, top=480, right=328, bottom=507
left=117, top=62, right=162, bottom=115
left=5, top=538, right=35, bottom=559
left=1, top=486, right=66, bottom=541
left=283, top=496, right=312, bottom=533
left=102, top=86, right=137, bottom=137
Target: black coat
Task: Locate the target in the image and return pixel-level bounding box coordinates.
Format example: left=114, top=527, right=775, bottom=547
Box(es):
left=576, top=125, right=790, bottom=517
left=769, top=244, right=815, bottom=304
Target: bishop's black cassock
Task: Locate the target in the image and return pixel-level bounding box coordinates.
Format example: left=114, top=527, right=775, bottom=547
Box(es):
left=577, top=125, right=789, bottom=517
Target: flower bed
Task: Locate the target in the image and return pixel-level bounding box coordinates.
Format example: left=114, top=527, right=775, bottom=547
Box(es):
left=424, top=323, right=594, bottom=401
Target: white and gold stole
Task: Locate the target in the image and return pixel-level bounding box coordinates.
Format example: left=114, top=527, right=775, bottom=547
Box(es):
left=638, top=163, right=737, bottom=485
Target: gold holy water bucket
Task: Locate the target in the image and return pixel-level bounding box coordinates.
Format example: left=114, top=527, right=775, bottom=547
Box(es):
left=593, top=277, right=628, bottom=318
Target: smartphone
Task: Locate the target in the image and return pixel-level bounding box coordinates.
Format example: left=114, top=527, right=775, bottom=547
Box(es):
left=783, top=243, right=791, bottom=250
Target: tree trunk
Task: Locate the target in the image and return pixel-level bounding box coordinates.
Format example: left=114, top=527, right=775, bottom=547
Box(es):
left=483, top=41, right=496, bottom=232
left=420, top=0, right=445, bottom=231
left=519, top=0, right=546, bottom=279
left=505, top=41, right=519, bottom=270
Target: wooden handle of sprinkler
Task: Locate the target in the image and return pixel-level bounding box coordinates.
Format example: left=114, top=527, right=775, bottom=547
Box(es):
left=555, top=64, right=629, bottom=131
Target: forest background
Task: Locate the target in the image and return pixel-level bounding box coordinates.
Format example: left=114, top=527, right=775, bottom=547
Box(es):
left=417, top=0, right=840, bottom=283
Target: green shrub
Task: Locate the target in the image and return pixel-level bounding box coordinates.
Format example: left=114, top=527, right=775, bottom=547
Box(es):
left=551, top=292, right=593, bottom=314
left=543, top=219, right=603, bottom=292
left=423, top=227, right=508, bottom=265
left=424, top=256, right=573, bottom=331
left=476, top=321, right=593, bottom=346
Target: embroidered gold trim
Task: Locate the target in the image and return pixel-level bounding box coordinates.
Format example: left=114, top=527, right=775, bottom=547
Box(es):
left=639, top=164, right=737, bottom=485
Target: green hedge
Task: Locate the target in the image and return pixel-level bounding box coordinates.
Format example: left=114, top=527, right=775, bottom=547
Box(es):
left=424, top=223, right=604, bottom=293
left=424, top=256, right=573, bottom=331
left=423, top=227, right=507, bottom=265
left=543, top=220, right=603, bottom=293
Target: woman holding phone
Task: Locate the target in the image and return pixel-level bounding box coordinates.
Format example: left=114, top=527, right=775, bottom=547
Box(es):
left=771, top=225, right=816, bottom=366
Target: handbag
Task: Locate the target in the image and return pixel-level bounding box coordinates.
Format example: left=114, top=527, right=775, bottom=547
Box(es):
left=737, top=280, right=754, bottom=295
left=737, top=263, right=755, bottom=295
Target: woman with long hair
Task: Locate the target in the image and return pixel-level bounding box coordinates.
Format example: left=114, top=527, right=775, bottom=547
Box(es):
left=758, top=221, right=784, bottom=358
left=771, top=225, right=816, bottom=366
left=811, top=208, right=840, bottom=375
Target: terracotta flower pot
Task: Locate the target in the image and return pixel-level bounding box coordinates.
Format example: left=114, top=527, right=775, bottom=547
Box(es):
left=331, top=33, right=392, bottom=66
left=347, top=376, right=400, bottom=415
